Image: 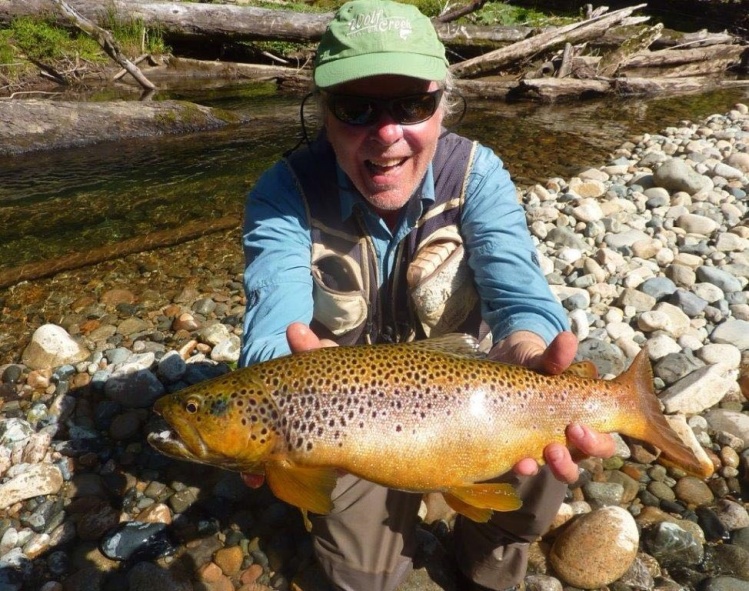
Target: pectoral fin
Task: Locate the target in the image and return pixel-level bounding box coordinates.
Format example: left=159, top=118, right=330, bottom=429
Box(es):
left=443, top=483, right=522, bottom=522
left=264, top=461, right=338, bottom=515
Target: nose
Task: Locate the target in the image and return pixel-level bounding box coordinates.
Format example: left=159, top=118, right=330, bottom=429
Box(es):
left=369, top=112, right=403, bottom=145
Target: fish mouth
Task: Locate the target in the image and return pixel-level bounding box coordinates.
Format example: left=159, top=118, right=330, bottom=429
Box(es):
left=146, top=414, right=263, bottom=473
left=147, top=420, right=208, bottom=463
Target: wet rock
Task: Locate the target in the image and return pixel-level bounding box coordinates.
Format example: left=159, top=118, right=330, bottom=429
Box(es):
left=643, top=521, right=704, bottom=567
left=99, top=521, right=176, bottom=562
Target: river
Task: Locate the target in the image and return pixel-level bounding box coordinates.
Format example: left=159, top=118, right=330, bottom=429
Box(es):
left=1, top=82, right=748, bottom=280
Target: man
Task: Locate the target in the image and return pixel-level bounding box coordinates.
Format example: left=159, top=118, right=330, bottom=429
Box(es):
left=239, top=1, right=615, bottom=589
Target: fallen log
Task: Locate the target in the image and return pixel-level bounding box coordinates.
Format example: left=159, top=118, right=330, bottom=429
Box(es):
left=513, top=75, right=749, bottom=102
left=0, top=0, right=534, bottom=48
left=0, top=99, right=250, bottom=155
left=0, top=216, right=240, bottom=289
left=622, top=44, right=747, bottom=69
left=450, top=4, right=648, bottom=78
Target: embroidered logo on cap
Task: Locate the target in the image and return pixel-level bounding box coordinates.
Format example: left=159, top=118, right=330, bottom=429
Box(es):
left=347, top=9, right=413, bottom=40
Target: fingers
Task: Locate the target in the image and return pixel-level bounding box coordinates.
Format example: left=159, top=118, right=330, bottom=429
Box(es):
left=537, top=331, right=578, bottom=375
left=566, top=423, right=616, bottom=460
left=512, top=457, right=540, bottom=477
left=513, top=425, right=617, bottom=483
left=286, top=322, right=338, bottom=353
left=543, top=443, right=581, bottom=484
left=286, top=322, right=322, bottom=353
left=488, top=330, right=578, bottom=374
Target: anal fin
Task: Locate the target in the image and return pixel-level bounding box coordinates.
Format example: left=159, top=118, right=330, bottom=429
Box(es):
left=264, top=461, right=338, bottom=515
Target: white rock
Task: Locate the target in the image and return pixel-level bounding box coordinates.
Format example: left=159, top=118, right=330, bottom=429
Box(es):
left=210, top=335, right=241, bottom=363
left=571, top=199, right=605, bottom=222
left=606, top=321, right=635, bottom=341
left=660, top=363, right=739, bottom=414
left=692, top=282, right=725, bottom=303
left=568, top=177, right=607, bottom=198
left=638, top=306, right=689, bottom=338
left=647, top=334, right=682, bottom=359
left=0, top=464, right=63, bottom=510
left=715, top=232, right=749, bottom=252
left=705, top=408, right=749, bottom=443
left=675, top=213, right=718, bottom=236
left=663, top=414, right=714, bottom=477
left=696, top=344, right=742, bottom=368
left=21, top=324, right=90, bottom=371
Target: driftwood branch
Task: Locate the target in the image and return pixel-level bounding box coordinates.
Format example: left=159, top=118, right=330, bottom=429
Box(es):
left=50, top=0, right=156, bottom=90
left=450, top=4, right=648, bottom=78
left=596, top=22, right=663, bottom=76
left=434, top=0, right=488, bottom=24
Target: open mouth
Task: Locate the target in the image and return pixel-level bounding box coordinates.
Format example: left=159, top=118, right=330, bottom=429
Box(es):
left=146, top=413, right=207, bottom=462
left=147, top=427, right=196, bottom=459
left=365, top=157, right=406, bottom=174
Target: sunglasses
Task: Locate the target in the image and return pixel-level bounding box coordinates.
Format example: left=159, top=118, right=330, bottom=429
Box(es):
left=323, top=89, right=444, bottom=126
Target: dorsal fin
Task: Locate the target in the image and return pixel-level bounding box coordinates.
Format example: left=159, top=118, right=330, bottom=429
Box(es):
left=408, top=334, right=484, bottom=358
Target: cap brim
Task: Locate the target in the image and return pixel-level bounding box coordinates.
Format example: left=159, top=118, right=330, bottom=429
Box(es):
left=314, top=53, right=447, bottom=88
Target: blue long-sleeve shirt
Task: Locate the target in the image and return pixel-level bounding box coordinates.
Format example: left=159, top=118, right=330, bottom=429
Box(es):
left=239, top=142, right=568, bottom=366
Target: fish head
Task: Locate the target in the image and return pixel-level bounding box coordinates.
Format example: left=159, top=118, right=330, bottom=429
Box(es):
left=147, top=370, right=278, bottom=472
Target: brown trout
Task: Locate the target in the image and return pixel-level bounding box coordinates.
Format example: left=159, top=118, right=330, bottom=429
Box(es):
left=148, top=335, right=714, bottom=522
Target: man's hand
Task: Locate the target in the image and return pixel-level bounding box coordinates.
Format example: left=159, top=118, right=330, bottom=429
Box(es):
left=241, top=323, right=337, bottom=489
left=286, top=322, right=338, bottom=352
left=489, top=330, right=617, bottom=484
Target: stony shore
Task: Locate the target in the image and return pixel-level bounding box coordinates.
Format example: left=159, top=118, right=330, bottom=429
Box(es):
left=0, top=104, right=748, bottom=591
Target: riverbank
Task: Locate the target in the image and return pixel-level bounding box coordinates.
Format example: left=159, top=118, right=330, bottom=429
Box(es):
left=0, top=104, right=748, bottom=590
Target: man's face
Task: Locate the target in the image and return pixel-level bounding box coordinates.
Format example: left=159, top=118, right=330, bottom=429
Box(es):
left=322, top=75, right=444, bottom=218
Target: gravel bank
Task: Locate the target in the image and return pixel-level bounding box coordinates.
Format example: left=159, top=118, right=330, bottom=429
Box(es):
left=0, top=104, right=748, bottom=591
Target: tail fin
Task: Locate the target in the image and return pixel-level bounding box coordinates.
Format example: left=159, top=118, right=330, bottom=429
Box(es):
left=613, top=348, right=714, bottom=479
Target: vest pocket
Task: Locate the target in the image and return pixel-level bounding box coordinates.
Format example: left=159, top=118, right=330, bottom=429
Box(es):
left=407, top=240, right=479, bottom=337
left=312, top=255, right=369, bottom=336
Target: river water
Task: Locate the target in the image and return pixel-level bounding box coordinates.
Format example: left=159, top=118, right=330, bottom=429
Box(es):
left=1, top=82, right=748, bottom=279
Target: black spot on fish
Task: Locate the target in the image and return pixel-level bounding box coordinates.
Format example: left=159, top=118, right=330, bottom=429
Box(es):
left=210, top=399, right=229, bottom=416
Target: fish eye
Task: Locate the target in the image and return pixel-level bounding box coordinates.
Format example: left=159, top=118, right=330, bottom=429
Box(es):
left=185, top=399, right=200, bottom=414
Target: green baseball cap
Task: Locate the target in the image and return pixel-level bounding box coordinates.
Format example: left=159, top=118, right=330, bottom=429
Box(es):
left=314, top=0, right=448, bottom=89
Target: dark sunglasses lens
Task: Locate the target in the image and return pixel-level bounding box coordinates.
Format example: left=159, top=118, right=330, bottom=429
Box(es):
left=392, top=94, right=439, bottom=124
left=332, top=97, right=378, bottom=126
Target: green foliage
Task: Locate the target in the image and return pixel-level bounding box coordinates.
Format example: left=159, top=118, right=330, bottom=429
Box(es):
left=0, top=29, right=17, bottom=66
left=465, top=1, right=576, bottom=27
left=103, top=11, right=170, bottom=56
left=8, top=17, right=103, bottom=63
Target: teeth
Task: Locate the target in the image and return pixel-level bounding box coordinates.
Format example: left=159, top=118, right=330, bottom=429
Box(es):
left=369, top=158, right=403, bottom=167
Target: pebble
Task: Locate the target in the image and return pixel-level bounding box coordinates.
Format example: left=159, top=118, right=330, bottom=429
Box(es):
left=0, top=104, right=748, bottom=590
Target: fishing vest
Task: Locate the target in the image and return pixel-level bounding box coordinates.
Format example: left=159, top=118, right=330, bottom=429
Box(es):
left=284, top=132, right=486, bottom=346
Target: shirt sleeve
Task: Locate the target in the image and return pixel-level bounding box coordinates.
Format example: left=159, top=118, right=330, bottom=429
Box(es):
left=239, top=161, right=314, bottom=366
left=461, top=145, right=569, bottom=345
